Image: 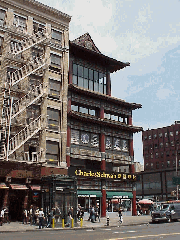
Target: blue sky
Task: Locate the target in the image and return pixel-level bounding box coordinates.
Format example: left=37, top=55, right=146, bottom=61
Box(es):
left=39, top=0, right=180, bottom=165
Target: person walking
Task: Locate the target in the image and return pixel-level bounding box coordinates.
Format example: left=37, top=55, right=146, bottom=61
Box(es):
left=38, top=208, right=44, bottom=229
left=118, top=208, right=123, bottom=224
left=22, top=209, right=28, bottom=224
left=0, top=208, right=4, bottom=226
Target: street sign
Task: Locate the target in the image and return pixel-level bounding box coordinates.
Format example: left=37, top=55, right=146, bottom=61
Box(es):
left=172, top=177, right=180, bottom=185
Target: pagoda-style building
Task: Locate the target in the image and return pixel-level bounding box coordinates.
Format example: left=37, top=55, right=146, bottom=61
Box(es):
left=67, top=33, right=142, bottom=216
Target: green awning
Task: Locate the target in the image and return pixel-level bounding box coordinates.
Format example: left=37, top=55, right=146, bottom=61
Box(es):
left=77, top=190, right=102, bottom=197
left=107, top=191, right=133, bottom=199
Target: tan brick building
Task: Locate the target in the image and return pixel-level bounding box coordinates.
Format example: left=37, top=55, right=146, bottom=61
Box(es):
left=0, top=0, right=70, bottom=220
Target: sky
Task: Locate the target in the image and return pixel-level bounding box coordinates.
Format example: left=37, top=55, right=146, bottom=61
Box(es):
left=39, top=0, right=180, bottom=165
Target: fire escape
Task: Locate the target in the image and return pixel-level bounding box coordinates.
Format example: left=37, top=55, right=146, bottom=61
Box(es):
left=0, top=24, right=49, bottom=162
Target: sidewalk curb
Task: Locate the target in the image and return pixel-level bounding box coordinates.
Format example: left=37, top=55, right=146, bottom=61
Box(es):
left=0, top=221, right=151, bottom=233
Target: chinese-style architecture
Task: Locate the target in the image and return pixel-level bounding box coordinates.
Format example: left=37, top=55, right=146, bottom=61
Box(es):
left=67, top=33, right=142, bottom=216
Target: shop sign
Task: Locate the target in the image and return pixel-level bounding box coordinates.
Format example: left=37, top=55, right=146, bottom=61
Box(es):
left=90, top=195, right=96, bottom=197
left=78, top=195, right=89, bottom=197
left=75, top=169, right=136, bottom=181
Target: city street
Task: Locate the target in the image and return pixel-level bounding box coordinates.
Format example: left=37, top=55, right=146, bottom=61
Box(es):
left=0, top=221, right=180, bottom=240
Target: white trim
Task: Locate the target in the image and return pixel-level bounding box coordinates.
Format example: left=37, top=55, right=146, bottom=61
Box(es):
left=50, top=51, right=62, bottom=57
left=49, top=77, right=61, bottom=82
left=46, top=137, right=60, bottom=142
left=47, top=105, right=61, bottom=110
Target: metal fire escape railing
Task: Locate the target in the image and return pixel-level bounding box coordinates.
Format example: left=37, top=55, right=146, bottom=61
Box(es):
left=8, top=115, right=42, bottom=156
left=11, top=83, right=45, bottom=119
left=1, top=27, right=49, bottom=160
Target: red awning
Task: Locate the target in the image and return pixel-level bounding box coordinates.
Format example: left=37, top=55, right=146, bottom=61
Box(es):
left=10, top=184, right=28, bottom=190
left=0, top=183, right=9, bottom=189
left=30, top=185, right=41, bottom=191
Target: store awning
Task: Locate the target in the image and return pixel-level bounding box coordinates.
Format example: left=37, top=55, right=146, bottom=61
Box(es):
left=30, top=185, right=41, bottom=191
left=107, top=191, right=133, bottom=199
left=77, top=190, right=102, bottom=197
left=10, top=184, right=28, bottom=190
left=0, top=183, right=9, bottom=189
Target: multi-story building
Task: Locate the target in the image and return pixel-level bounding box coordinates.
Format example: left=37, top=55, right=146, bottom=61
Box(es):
left=67, top=33, right=142, bottom=216
left=143, top=121, right=180, bottom=171
left=0, top=0, right=70, bottom=220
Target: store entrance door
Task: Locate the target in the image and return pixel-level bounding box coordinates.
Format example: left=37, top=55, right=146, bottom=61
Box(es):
left=9, top=190, right=26, bottom=221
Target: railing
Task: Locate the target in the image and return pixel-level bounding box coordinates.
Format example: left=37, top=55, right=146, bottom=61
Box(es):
left=7, top=56, right=47, bottom=87
left=8, top=115, right=42, bottom=156
left=10, top=29, right=49, bottom=56
left=11, top=83, right=45, bottom=119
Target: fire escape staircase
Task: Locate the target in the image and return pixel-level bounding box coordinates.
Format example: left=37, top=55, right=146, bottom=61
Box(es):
left=1, top=28, right=49, bottom=159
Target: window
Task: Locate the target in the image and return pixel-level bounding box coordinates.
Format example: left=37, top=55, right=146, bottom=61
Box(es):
left=155, top=143, right=158, bottom=149
left=173, top=161, right=176, bottom=167
left=171, top=141, right=174, bottom=147
left=156, top=162, right=159, bottom=169
left=72, top=63, right=106, bottom=94
left=165, top=142, right=169, bottom=147
left=150, top=153, right=153, bottom=159
left=0, top=9, right=5, bottom=26
left=71, top=105, right=78, bottom=112
left=172, top=151, right=175, bottom=156
left=165, top=132, right=167, bottom=137
left=167, top=161, right=170, bottom=168
left=145, top=154, right=148, bottom=159
left=46, top=141, right=59, bottom=164
left=49, top=79, right=60, bottom=98
left=161, top=152, right=164, bottom=158
left=155, top=152, right=159, bottom=158
left=13, top=14, right=26, bottom=32
left=170, top=132, right=173, bottom=137
left=145, top=163, right=149, bottom=170
left=160, top=142, right=163, bottom=148
left=71, top=105, right=96, bottom=116
left=154, top=134, right=157, bottom=139
left=151, top=163, right=153, bottom=169
left=166, top=151, right=169, bottom=156
left=148, top=135, right=152, bottom=140
left=162, top=162, right=164, bottom=168
left=79, top=106, right=88, bottom=114
left=144, top=146, right=148, bottom=151
left=144, top=135, right=147, bottom=140
left=159, top=133, right=163, bottom=138
left=51, top=54, right=61, bottom=67
left=47, top=108, right=60, bottom=131
left=176, top=130, right=178, bottom=136
left=149, top=144, right=153, bottom=150
left=51, top=29, right=62, bottom=41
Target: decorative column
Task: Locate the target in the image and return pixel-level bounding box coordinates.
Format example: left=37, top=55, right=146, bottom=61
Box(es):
left=3, top=189, right=9, bottom=207
left=24, top=190, right=29, bottom=209
left=106, top=71, right=111, bottom=96
left=101, top=180, right=106, bottom=217
left=66, top=125, right=71, bottom=167
left=129, top=113, right=137, bottom=216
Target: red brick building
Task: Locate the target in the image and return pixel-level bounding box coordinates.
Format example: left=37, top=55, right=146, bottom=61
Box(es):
left=143, top=121, right=180, bottom=171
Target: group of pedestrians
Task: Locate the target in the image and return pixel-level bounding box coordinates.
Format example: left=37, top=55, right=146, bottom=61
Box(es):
left=88, top=206, right=100, bottom=223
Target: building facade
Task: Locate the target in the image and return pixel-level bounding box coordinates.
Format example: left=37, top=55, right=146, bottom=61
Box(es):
left=143, top=121, right=180, bottom=171
left=67, top=33, right=142, bottom=216
left=0, top=0, right=70, bottom=220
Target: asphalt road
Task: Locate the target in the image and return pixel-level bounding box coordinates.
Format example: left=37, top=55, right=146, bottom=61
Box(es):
left=0, top=221, right=180, bottom=240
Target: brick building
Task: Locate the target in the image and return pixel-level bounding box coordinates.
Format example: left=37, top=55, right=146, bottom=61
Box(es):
left=0, top=0, right=70, bottom=220
left=143, top=121, right=180, bottom=171
left=67, top=33, right=142, bottom=216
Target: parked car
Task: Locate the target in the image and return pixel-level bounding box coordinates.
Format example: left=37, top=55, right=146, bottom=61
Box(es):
left=151, top=203, right=180, bottom=223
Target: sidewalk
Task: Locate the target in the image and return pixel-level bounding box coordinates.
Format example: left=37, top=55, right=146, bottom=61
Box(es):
left=0, top=213, right=151, bottom=232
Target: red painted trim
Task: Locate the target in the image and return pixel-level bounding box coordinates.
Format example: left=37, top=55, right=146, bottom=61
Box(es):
left=67, top=126, right=71, bottom=147
left=69, top=59, right=73, bottom=84
left=129, top=139, right=134, bottom=157
left=101, top=160, right=106, bottom=171
left=67, top=98, right=71, bottom=113
left=66, top=155, right=70, bottom=167
left=101, top=189, right=106, bottom=217
left=100, top=133, right=105, bottom=152
left=132, top=190, right=137, bottom=216
left=100, top=106, right=104, bottom=119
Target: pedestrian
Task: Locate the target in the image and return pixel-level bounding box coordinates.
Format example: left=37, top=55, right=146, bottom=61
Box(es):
left=91, top=206, right=95, bottom=223
left=67, top=207, right=73, bottom=227
left=38, top=208, right=44, bottom=229
left=22, top=209, right=28, bottom=224
left=46, top=208, right=53, bottom=228
left=118, top=208, right=123, bottom=224
left=4, top=207, right=10, bottom=224
left=0, top=208, right=4, bottom=226
left=29, top=205, right=33, bottom=225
